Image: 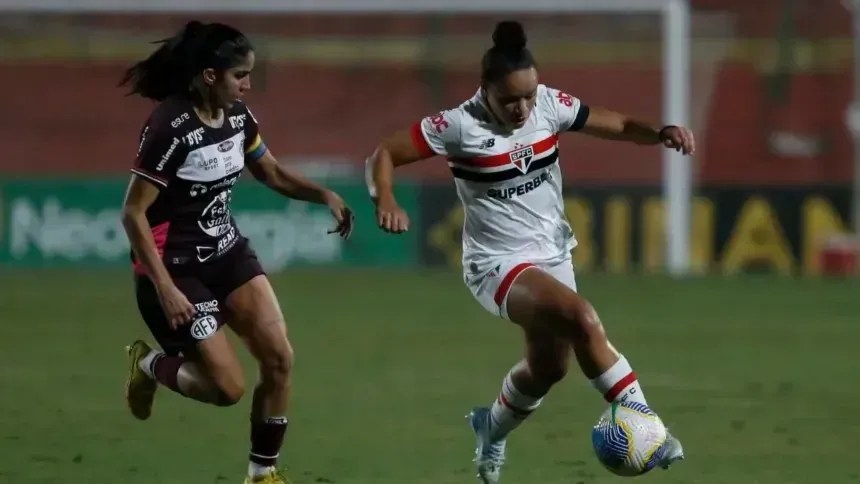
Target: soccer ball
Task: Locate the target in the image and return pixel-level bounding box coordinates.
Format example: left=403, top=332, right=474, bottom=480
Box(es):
left=591, top=401, right=668, bottom=476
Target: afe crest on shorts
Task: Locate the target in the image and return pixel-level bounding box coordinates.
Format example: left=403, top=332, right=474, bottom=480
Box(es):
left=190, top=315, right=218, bottom=340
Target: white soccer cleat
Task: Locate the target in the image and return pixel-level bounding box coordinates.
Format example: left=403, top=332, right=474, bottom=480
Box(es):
left=467, top=406, right=506, bottom=483
left=657, top=432, right=685, bottom=469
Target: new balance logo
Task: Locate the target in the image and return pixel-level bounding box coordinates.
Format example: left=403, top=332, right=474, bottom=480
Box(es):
left=479, top=138, right=496, bottom=149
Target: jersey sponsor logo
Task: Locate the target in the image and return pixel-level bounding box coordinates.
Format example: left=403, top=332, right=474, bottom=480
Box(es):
left=217, top=140, right=235, bottom=153
left=171, top=112, right=190, bottom=128
left=185, top=127, right=205, bottom=146
left=556, top=90, right=574, bottom=107
left=229, top=114, right=246, bottom=130
left=157, top=137, right=180, bottom=171
left=198, top=157, right=219, bottom=171
left=429, top=113, right=450, bottom=133
left=509, top=145, right=535, bottom=174
left=189, top=175, right=239, bottom=198
left=177, top=133, right=245, bottom=183
left=224, top=155, right=241, bottom=175
left=198, top=190, right=233, bottom=237
left=194, top=299, right=219, bottom=313
left=486, top=170, right=551, bottom=199
left=137, top=126, right=150, bottom=156
left=190, top=315, right=218, bottom=340
left=216, top=225, right=238, bottom=254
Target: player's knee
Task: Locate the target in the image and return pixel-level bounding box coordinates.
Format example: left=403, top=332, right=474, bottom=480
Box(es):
left=555, top=296, right=605, bottom=343
left=213, top=377, right=245, bottom=407
left=258, top=329, right=294, bottom=385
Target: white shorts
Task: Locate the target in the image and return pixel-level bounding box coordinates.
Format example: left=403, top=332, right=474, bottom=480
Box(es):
left=464, top=256, right=578, bottom=320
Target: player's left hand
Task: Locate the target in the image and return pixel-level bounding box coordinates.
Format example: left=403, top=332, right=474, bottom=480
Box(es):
left=659, top=126, right=695, bottom=155
left=323, top=190, right=354, bottom=240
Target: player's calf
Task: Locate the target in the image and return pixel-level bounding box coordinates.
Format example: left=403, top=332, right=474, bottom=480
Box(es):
left=136, top=331, right=246, bottom=406
left=138, top=350, right=245, bottom=406
left=247, top=328, right=293, bottom=478
left=226, top=275, right=296, bottom=480
left=554, top=297, right=651, bottom=406
left=486, top=330, right=570, bottom=440
left=553, top=297, right=650, bottom=406
left=487, top=360, right=544, bottom=441
left=508, top=268, right=649, bottom=406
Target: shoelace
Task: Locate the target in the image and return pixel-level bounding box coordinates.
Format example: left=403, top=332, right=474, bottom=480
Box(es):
left=481, top=440, right=507, bottom=466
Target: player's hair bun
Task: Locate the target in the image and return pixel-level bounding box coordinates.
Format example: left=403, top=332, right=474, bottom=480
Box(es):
left=182, top=20, right=206, bottom=36
left=481, top=20, right=534, bottom=84
left=492, top=21, right=527, bottom=51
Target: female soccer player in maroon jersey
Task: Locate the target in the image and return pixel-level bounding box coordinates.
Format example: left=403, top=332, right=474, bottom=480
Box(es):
left=120, top=21, right=353, bottom=484
left=365, top=21, right=693, bottom=483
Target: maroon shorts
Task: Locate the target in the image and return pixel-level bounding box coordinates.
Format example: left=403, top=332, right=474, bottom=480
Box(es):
left=134, top=239, right=266, bottom=355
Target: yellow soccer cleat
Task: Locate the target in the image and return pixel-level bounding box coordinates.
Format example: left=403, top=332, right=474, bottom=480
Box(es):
left=125, top=340, right=158, bottom=420
left=243, top=469, right=292, bottom=484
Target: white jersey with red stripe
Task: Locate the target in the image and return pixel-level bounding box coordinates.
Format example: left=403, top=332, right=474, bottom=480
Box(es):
left=413, top=84, right=589, bottom=275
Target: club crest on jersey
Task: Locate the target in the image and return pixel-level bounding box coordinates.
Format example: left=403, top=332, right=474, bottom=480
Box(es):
left=509, top=145, right=535, bottom=174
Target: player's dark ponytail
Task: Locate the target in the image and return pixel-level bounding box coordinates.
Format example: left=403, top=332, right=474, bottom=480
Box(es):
left=481, top=21, right=536, bottom=85
left=120, top=21, right=253, bottom=102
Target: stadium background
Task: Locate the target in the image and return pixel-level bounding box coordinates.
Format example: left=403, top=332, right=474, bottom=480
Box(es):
left=1, top=1, right=859, bottom=483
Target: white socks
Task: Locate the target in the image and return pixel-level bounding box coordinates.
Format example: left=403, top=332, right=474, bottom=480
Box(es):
left=487, top=370, right=543, bottom=441
left=589, top=355, right=647, bottom=405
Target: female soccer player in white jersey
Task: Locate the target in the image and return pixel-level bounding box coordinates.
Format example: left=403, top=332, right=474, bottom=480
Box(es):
left=365, top=21, right=694, bottom=483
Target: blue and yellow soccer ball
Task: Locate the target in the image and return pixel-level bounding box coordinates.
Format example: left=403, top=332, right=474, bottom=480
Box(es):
left=591, top=401, right=669, bottom=476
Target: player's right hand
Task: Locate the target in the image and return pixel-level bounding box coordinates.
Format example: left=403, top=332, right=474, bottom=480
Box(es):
left=376, top=195, right=410, bottom=234
left=156, top=283, right=197, bottom=329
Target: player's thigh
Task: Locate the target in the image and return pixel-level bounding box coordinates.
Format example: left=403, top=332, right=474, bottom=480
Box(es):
left=465, top=257, right=577, bottom=318
left=134, top=275, right=187, bottom=355
left=187, top=328, right=245, bottom=401
left=206, top=240, right=291, bottom=371
left=135, top=274, right=226, bottom=354
left=224, top=274, right=292, bottom=372
left=505, top=264, right=594, bottom=339
left=134, top=274, right=243, bottom=393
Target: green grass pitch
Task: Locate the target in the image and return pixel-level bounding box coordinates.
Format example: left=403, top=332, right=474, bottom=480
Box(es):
left=1, top=269, right=858, bottom=483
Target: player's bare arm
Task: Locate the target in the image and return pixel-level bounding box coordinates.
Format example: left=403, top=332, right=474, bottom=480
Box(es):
left=579, top=106, right=695, bottom=155
left=247, top=149, right=354, bottom=239
left=366, top=128, right=430, bottom=233
left=121, top=176, right=195, bottom=328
